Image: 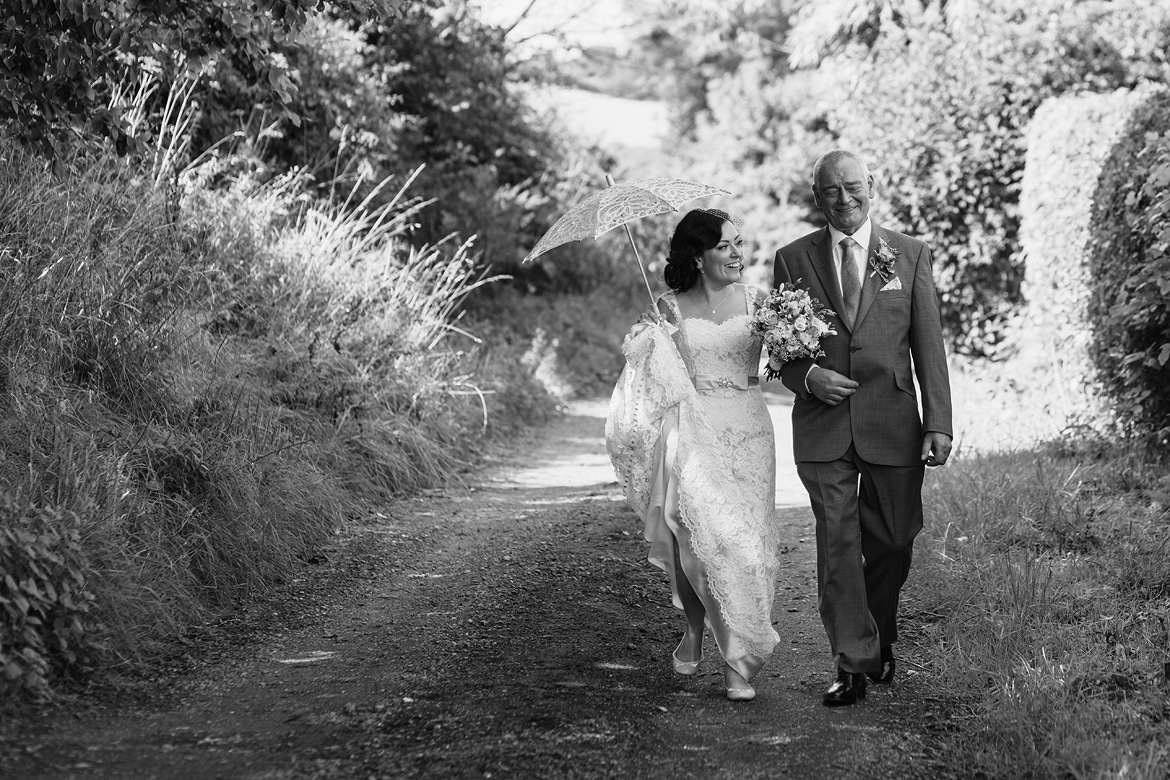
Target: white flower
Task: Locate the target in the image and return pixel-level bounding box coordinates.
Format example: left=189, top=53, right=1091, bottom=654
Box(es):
left=793, top=315, right=809, bottom=332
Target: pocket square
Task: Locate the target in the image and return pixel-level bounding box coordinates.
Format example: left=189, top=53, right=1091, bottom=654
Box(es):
left=880, top=276, right=902, bottom=292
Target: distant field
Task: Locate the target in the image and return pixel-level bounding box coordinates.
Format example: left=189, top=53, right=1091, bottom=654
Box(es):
left=530, top=85, right=669, bottom=156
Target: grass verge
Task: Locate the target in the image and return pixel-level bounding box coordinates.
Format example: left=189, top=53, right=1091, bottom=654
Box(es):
left=909, top=433, right=1170, bottom=779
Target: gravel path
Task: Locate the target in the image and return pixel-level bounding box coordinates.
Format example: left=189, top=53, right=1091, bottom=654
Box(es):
left=1, top=393, right=956, bottom=779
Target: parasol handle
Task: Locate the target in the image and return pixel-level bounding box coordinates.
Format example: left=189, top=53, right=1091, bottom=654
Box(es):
left=606, top=174, right=660, bottom=319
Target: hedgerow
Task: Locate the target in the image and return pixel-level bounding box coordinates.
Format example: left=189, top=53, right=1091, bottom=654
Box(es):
left=1086, top=88, right=1170, bottom=439
left=1011, top=87, right=1158, bottom=432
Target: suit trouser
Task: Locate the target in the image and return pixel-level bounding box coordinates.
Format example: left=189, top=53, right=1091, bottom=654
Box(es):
left=797, top=445, right=925, bottom=674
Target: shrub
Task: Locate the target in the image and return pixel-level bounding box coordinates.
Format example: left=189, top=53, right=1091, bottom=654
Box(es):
left=0, top=499, right=103, bottom=700
left=1086, top=88, right=1170, bottom=439
left=464, top=281, right=645, bottom=401
left=1013, top=87, right=1157, bottom=432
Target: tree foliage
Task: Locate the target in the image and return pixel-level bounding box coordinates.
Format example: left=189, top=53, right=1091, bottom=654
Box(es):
left=186, top=1, right=597, bottom=278
left=787, top=0, right=947, bottom=68
left=360, top=3, right=555, bottom=243
left=0, top=0, right=398, bottom=157
left=626, top=1, right=823, bottom=263
left=0, top=0, right=610, bottom=288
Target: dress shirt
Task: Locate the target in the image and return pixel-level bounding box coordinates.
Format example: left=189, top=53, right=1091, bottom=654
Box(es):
left=803, top=219, right=873, bottom=393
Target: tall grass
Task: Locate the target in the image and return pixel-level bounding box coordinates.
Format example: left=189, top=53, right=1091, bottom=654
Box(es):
left=0, top=132, right=555, bottom=700
left=911, top=435, right=1170, bottom=778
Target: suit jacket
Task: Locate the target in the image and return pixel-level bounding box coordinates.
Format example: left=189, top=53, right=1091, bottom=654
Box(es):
left=773, top=224, right=952, bottom=467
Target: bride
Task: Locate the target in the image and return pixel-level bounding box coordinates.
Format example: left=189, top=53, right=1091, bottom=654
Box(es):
left=606, top=208, right=781, bottom=701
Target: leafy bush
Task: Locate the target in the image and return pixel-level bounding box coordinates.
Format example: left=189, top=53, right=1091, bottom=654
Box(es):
left=1012, top=88, right=1156, bottom=432
left=0, top=499, right=103, bottom=700
left=1086, top=88, right=1170, bottom=439
left=465, top=284, right=642, bottom=401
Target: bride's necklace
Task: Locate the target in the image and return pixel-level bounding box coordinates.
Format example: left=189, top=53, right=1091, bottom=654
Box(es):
left=703, top=284, right=734, bottom=315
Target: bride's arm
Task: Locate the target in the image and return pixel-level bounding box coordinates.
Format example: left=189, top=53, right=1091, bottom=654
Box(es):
left=656, top=297, right=674, bottom=324
left=633, top=297, right=672, bottom=326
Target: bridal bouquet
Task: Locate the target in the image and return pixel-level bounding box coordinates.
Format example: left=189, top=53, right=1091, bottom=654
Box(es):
left=751, top=283, right=837, bottom=380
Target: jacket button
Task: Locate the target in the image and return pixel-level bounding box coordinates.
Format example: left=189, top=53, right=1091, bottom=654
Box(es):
left=849, top=345, right=861, bottom=353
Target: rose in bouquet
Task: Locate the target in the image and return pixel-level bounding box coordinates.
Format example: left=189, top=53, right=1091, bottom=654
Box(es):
left=751, top=283, right=837, bottom=381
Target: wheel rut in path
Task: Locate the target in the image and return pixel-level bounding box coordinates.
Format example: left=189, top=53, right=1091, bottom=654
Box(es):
left=1, top=396, right=955, bottom=779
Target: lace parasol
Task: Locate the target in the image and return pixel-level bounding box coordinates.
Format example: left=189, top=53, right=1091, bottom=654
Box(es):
left=523, top=176, right=733, bottom=305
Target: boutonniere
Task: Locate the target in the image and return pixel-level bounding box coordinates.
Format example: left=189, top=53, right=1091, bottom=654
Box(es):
left=869, top=237, right=899, bottom=282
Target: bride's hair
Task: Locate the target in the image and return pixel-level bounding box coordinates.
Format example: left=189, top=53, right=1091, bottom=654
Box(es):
left=664, top=209, right=731, bottom=292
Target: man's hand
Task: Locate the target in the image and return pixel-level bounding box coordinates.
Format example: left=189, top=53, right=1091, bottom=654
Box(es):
left=807, top=366, right=859, bottom=406
left=921, top=432, right=953, bottom=467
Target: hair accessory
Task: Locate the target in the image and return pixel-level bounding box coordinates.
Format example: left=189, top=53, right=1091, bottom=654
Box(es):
left=697, top=207, right=745, bottom=230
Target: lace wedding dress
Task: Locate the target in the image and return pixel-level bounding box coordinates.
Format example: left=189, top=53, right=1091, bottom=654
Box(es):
left=606, top=285, right=781, bottom=680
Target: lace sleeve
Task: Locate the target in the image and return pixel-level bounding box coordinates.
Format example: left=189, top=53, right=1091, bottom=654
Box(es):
left=660, top=290, right=682, bottom=325
left=604, top=319, right=695, bottom=516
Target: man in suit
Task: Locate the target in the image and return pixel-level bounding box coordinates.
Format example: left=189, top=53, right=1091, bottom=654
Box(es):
left=773, top=149, right=953, bottom=706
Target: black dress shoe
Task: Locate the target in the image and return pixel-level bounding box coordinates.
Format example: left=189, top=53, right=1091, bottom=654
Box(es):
left=823, top=669, right=867, bottom=706
left=868, top=646, right=895, bottom=684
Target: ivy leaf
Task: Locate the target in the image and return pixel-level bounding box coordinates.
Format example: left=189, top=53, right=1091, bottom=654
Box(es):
left=1150, top=163, right=1170, bottom=189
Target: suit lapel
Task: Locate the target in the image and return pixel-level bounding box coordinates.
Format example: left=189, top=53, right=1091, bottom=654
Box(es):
left=807, top=228, right=847, bottom=326
left=853, top=225, right=884, bottom=329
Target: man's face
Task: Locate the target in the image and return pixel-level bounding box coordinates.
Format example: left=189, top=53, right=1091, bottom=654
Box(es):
left=813, top=157, right=874, bottom=235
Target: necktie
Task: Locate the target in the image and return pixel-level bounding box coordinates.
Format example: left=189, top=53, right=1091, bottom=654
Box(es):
left=839, top=237, right=861, bottom=328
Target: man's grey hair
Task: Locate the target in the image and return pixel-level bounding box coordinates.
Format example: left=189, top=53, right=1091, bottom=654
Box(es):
left=812, top=149, right=870, bottom=186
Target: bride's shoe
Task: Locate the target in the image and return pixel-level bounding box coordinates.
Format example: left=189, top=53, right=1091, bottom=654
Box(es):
left=724, top=665, right=756, bottom=701
left=672, top=634, right=703, bottom=675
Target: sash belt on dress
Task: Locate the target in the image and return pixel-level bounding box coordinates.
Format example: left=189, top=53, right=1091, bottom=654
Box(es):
left=692, top=373, right=760, bottom=392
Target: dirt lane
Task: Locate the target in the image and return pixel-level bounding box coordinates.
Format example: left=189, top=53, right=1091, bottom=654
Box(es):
left=1, top=394, right=957, bottom=779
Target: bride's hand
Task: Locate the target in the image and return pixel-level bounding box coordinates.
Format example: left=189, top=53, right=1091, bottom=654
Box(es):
left=636, top=308, right=660, bottom=325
